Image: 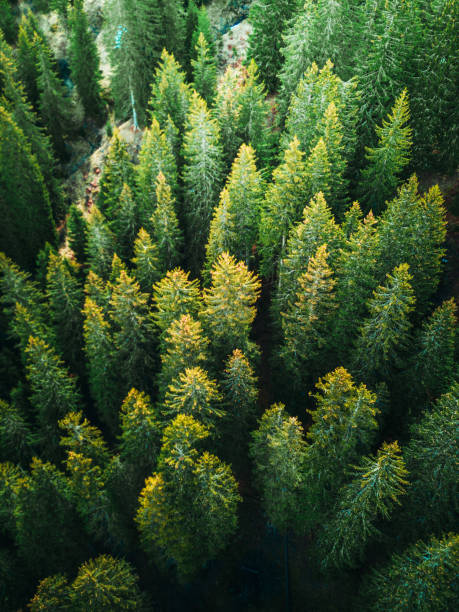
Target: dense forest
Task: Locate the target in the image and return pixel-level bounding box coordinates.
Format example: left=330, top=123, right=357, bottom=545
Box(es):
left=0, top=0, right=458, bottom=610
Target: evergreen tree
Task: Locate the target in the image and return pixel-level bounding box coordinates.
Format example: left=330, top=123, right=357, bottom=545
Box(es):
left=359, top=89, right=412, bottom=213
left=159, top=314, right=209, bottom=397
left=29, top=574, right=72, bottom=612
left=377, top=177, right=447, bottom=314
left=46, top=252, right=84, bottom=371
left=184, top=0, right=199, bottom=75
left=319, top=101, right=348, bottom=213
left=148, top=49, right=190, bottom=133
left=0, top=399, right=34, bottom=465
left=192, top=32, right=217, bottom=106
left=0, top=106, right=56, bottom=269
left=251, top=403, right=306, bottom=532
left=0, top=253, right=47, bottom=324
left=82, top=297, right=119, bottom=431
left=136, top=117, right=178, bottom=221
left=214, top=66, right=243, bottom=172
left=150, top=172, right=183, bottom=273
left=97, top=129, right=134, bottom=218
left=59, top=411, right=109, bottom=467
left=304, top=137, right=332, bottom=203
left=246, top=0, right=300, bottom=91
left=303, top=368, right=379, bottom=525
left=280, top=244, right=336, bottom=381
left=201, top=253, right=261, bottom=361
left=182, top=93, right=223, bottom=270
left=404, top=385, right=459, bottom=535
left=68, top=0, right=105, bottom=121
left=152, top=268, right=201, bottom=339
left=66, top=204, right=87, bottom=264
left=16, top=12, right=42, bottom=110
left=359, top=533, right=459, bottom=612
left=162, top=366, right=223, bottom=428
left=131, top=227, right=160, bottom=294
left=413, top=299, right=457, bottom=400
left=0, top=0, right=17, bottom=44
left=318, top=442, right=408, bottom=569
left=259, top=137, right=308, bottom=278
left=109, top=182, right=139, bottom=260
left=36, top=38, right=74, bottom=158
left=204, top=188, right=237, bottom=279
left=11, top=302, right=55, bottom=361
left=354, top=263, right=415, bottom=380
left=85, top=206, right=116, bottom=279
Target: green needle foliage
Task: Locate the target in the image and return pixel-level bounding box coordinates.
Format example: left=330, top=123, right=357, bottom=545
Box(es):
left=131, top=227, right=160, bottom=294
left=192, top=32, right=217, bottom=106
left=150, top=172, right=183, bottom=274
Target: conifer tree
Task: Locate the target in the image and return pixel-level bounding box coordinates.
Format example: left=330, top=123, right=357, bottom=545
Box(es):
left=11, top=302, right=56, bottom=361
left=214, top=66, right=243, bottom=172
left=184, top=0, right=199, bottom=75
left=354, top=263, right=415, bottom=380
left=201, top=253, right=261, bottom=361
left=159, top=314, right=209, bottom=397
left=46, top=252, right=84, bottom=371
left=251, top=403, right=306, bottom=532
left=0, top=106, right=56, bottom=269
left=304, top=137, right=332, bottom=203
left=0, top=0, right=17, bottom=44
left=150, top=172, right=183, bottom=273
left=359, top=533, right=459, bottom=612
left=109, top=270, right=154, bottom=393
left=190, top=4, right=215, bottom=60
left=152, top=268, right=201, bottom=339
left=25, top=336, right=81, bottom=448
left=404, top=385, right=459, bottom=535
left=192, top=32, right=217, bottom=106
left=66, top=204, right=87, bottom=264
left=59, top=411, right=109, bottom=467
left=182, top=93, right=223, bottom=269
left=259, top=137, right=308, bottom=278
left=280, top=244, right=337, bottom=381
left=318, top=442, right=408, bottom=569
left=149, top=49, right=190, bottom=133
left=68, top=0, right=105, bottom=121
left=0, top=254, right=47, bottom=323
left=109, top=182, right=139, bottom=260
left=29, top=574, right=72, bottom=612
left=413, top=299, right=457, bottom=399
left=131, top=227, right=160, bottom=294
left=319, top=101, right=348, bottom=213
left=303, top=368, right=379, bottom=525
left=82, top=297, right=119, bottom=431
left=163, top=366, right=223, bottom=428
left=359, top=89, right=412, bottom=213
left=273, top=192, right=342, bottom=325
left=377, top=177, right=447, bottom=314
left=0, top=399, right=34, bottom=465
left=97, top=129, right=134, bottom=218
left=84, top=270, right=111, bottom=312
left=16, top=12, right=42, bottom=110
left=85, top=206, right=116, bottom=279
left=246, top=0, right=300, bottom=91
left=36, top=38, right=74, bottom=158
left=136, top=117, right=178, bottom=220
left=204, top=188, right=237, bottom=279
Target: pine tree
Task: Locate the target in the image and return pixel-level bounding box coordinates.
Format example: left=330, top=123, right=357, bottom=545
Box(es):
left=131, top=227, right=160, bottom=294
left=159, top=314, right=209, bottom=397
left=354, top=263, right=415, bottom=380
left=359, top=533, right=459, bottom=612
left=319, top=101, right=348, bottom=213
left=359, top=89, right=412, bottom=213
left=182, top=92, right=223, bottom=270
left=207, top=143, right=263, bottom=267
left=71, top=555, right=145, bottom=610
left=273, top=192, right=342, bottom=326
left=280, top=244, right=336, bottom=381
left=190, top=4, right=216, bottom=61
left=152, top=268, right=201, bottom=339
left=192, top=32, right=217, bottom=105
left=46, top=252, right=84, bottom=371
left=109, top=270, right=155, bottom=393
left=377, top=177, right=447, bottom=314
left=303, top=368, right=379, bottom=525
left=404, top=384, right=459, bottom=535
left=318, top=442, right=408, bottom=569
left=413, top=299, right=457, bottom=399
left=304, top=137, right=332, bottom=203
left=109, top=183, right=139, bottom=260
left=29, top=574, right=72, bottom=612
left=135, top=117, right=178, bottom=221
left=16, top=12, right=42, bottom=110
left=85, top=206, right=116, bottom=279
left=148, top=49, right=190, bottom=133
left=66, top=204, right=87, bottom=264
left=251, top=403, right=306, bottom=532
left=162, top=366, right=223, bottom=428
left=259, top=137, right=309, bottom=278
left=214, top=66, right=243, bottom=173
left=36, top=38, right=74, bottom=158
left=68, top=0, right=105, bottom=121
left=246, top=0, right=300, bottom=91
left=0, top=106, right=56, bottom=269
left=97, top=129, right=134, bottom=218
left=201, top=253, right=261, bottom=361
left=150, top=172, right=183, bottom=273
left=0, top=399, right=34, bottom=465
left=82, top=297, right=119, bottom=431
